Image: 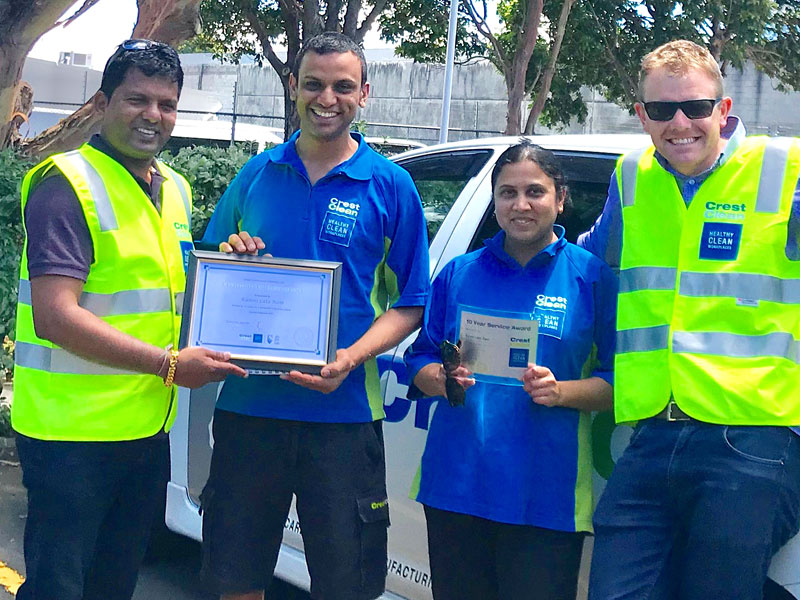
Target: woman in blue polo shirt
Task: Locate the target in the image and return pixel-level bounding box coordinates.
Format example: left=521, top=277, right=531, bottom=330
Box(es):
left=404, top=141, right=617, bottom=600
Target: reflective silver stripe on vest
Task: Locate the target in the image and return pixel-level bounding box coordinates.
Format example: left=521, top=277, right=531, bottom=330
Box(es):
left=680, top=272, right=800, bottom=304
left=17, top=279, right=171, bottom=316
left=60, top=151, right=118, bottom=231
left=175, top=292, right=185, bottom=316
left=617, top=325, right=670, bottom=353
left=755, top=138, right=794, bottom=214
left=168, top=170, right=192, bottom=226
left=673, top=331, right=800, bottom=363
left=620, top=266, right=677, bottom=293
left=15, top=341, right=138, bottom=375
left=18, top=279, right=31, bottom=305
left=79, top=288, right=172, bottom=316
left=620, top=147, right=648, bottom=208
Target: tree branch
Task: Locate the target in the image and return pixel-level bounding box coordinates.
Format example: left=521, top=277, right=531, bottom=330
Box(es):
left=355, top=0, right=390, bottom=43
left=504, top=0, right=542, bottom=133
left=132, top=0, right=203, bottom=44
left=464, top=0, right=509, bottom=82
left=304, top=0, right=324, bottom=38
left=524, top=0, right=575, bottom=134
left=326, top=0, right=343, bottom=31
left=0, top=0, right=80, bottom=148
left=343, top=0, right=361, bottom=39
left=238, top=0, right=289, bottom=77
left=585, top=0, right=638, bottom=103
left=56, top=0, right=102, bottom=27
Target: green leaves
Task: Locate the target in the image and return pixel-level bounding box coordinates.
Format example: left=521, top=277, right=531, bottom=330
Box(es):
left=160, top=144, right=256, bottom=239
left=380, top=0, right=488, bottom=64
left=0, top=148, right=34, bottom=344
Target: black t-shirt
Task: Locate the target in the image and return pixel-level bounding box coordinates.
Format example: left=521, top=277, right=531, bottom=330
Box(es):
left=25, top=135, right=165, bottom=281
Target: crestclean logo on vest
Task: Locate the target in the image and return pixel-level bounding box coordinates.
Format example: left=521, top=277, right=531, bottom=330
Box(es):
left=320, top=198, right=360, bottom=247
left=700, top=203, right=746, bottom=261
left=534, top=294, right=567, bottom=339
left=704, top=201, right=745, bottom=222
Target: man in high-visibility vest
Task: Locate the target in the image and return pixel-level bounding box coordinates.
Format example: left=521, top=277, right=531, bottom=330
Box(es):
left=580, top=39, right=800, bottom=599
left=12, top=41, right=246, bottom=600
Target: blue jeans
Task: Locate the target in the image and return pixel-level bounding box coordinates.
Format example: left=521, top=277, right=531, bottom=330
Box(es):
left=15, top=434, right=169, bottom=600
left=589, top=420, right=800, bottom=600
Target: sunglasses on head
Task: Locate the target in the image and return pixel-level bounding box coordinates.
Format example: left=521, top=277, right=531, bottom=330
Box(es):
left=120, top=39, right=169, bottom=51
left=439, top=340, right=466, bottom=407
left=643, top=98, right=722, bottom=121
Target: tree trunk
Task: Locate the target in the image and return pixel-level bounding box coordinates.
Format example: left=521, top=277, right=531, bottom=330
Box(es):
left=503, top=0, right=543, bottom=135
left=22, top=0, right=202, bottom=158
left=0, top=0, right=78, bottom=149
left=523, top=0, right=575, bottom=134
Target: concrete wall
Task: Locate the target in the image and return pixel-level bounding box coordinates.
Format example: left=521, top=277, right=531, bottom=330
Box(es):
left=23, top=55, right=800, bottom=141
left=22, top=58, right=102, bottom=107
left=183, top=58, right=800, bottom=141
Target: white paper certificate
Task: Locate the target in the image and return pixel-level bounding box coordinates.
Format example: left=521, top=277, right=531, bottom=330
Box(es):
left=457, top=307, right=538, bottom=384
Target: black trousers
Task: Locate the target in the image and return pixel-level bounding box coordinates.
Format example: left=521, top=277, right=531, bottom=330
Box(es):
left=16, top=433, right=169, bottom=600
left=424, top=505, right=586, bottom=600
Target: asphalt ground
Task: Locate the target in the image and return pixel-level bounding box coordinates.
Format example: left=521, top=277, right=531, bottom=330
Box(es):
left=0, top=437, right=309, bottom=600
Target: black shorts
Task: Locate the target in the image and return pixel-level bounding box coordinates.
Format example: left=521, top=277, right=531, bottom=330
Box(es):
left=200, top=409, right=389, bottom=600
left=424, top=505, right=586, bottom=600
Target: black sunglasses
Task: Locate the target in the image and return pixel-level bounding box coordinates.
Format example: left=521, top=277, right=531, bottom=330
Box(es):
left=643, top=98, right=722, bottom=121
left=439, top=340, right=466, bottom=407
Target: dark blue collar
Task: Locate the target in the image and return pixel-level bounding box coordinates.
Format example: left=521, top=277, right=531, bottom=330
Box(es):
left=483, top=224, right=567, bottom=269
left=265, top=130, right=374, bottom=181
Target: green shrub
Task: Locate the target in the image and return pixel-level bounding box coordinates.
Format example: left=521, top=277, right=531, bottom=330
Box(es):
left=0, top=149, right=35, bottom=348
left=0, top=402, right=11, bottom=437
left=161, top=144, right=255, bottom=240
left=2, top=336, right=14, bottom=381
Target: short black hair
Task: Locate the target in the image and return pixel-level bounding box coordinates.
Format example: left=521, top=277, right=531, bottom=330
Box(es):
left=100, top=39, right=183, bottom=99
left=292, top=32, right=367, bottom=86
left=491, top=139, right=570, bottom=206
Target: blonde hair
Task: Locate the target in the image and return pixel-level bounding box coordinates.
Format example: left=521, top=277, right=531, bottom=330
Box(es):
left=639, top=40, right=723, bottom=99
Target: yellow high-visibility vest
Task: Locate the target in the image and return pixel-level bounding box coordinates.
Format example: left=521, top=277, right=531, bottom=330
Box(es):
left=615, top=136, right=800, bottom=425
left=12, top=143, right=193, bottom=441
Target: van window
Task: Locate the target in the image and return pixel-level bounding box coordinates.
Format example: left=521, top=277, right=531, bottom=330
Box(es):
left=398, top=150, right=492, bottom=244
left=469, top=152, right=617, bottom=251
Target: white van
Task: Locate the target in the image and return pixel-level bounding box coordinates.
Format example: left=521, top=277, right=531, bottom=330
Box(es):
left=25, top=106, right=283, bottom=153
left=165, top=119, right=284, bottom=154
left=165, top=134, right=800, bottom=600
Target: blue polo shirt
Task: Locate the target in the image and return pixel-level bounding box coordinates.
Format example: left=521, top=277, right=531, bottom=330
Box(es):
left=202, top=131, right=430, bottom=423
left=404, top=228, right=617, bottom=531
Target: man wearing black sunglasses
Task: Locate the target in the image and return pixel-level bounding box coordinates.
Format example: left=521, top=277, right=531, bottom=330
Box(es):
left=12, top=40, right=245, bottom=600
left=581, top=40, right=800, bottom=599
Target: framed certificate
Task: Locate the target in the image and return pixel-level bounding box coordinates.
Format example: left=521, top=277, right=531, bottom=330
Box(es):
left=179, top=251, right=342, bottom=373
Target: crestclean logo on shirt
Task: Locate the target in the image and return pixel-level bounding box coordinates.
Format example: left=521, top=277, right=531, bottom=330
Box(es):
left=328, top=198, right=361, bottom=216
left=535, top=295, right=567, bottom=310
left=704, top=201, right=746, bottom=222
left=320, top=197, right=360, bottom=247
left=534, top=294, right=567, bottom=339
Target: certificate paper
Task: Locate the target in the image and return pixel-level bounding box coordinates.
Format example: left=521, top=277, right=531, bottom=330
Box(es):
left=179, top=252, right=341, bottom=373
left=457, top=307, right=538, bottom=384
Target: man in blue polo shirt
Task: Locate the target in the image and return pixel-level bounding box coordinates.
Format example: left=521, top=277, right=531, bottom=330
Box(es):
left=199, top=32, right=430, bottom=600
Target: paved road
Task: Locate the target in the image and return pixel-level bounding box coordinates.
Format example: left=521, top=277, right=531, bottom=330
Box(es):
left=0, top=438, right=309, bottom=600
